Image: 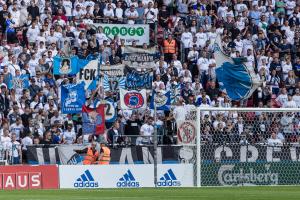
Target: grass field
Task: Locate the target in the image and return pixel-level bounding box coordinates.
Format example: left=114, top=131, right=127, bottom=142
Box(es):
left=1, top=187, right=300, bottom=200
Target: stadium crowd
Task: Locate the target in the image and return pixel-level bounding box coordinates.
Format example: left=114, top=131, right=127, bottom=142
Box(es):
left=0, top=0, right=300, bottom=164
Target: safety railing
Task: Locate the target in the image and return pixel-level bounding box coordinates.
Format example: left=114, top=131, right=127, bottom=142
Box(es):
left=112, top=135, right=164, bottom=147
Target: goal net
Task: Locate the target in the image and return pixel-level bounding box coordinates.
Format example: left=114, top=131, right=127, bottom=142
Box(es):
left=196, top=107, right=300, bottom=187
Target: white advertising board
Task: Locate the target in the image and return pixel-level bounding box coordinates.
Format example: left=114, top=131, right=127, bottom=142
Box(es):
left=59, top=164, right=193, bottom=188
left=157, top=164, right=194, bottom=187
left=93, top=24, right=149, bottom=45
left=59, top=165, right=154, bottom=188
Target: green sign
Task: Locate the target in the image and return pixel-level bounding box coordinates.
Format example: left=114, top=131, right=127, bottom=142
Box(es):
left=201, top=162, right=300, bottom=186
left=103, top=26, right=144, bottom=36
left=95, top=24, right=149, bottom=45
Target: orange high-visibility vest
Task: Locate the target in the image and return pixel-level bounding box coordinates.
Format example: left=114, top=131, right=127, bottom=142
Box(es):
left=98, top=147, right=111, bottom=165
left=163, top=39, right=176, bottom=54
left=83, top=147, right=99, bottom=165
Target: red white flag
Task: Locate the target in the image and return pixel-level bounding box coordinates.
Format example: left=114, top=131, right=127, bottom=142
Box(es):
left=82, top=104, right=105, bottom=135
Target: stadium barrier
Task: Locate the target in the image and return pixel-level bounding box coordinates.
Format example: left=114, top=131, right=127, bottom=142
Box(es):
left=59, top=164, right=193, bottom=188
left=26, top=145, right=194, bottom=165
left=0, top=165, right=59, bottom=190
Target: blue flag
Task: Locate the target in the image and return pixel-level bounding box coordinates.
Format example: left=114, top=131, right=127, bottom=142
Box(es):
left=150, top=90, right=171, bottom=110
left=10, top=74, right=29, bottom=90
left=214, top=36, right=260, bottom=101
left=125, top=66, right=153, bottom=90
left=61, top=82, right=85, bottom=114
left=53, top=56, right=78, bottom=75
left=76, top=59, right=99, bottom=90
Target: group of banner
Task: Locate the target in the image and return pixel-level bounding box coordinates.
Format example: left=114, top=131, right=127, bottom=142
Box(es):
left=62, top=83, right=172, bottom=110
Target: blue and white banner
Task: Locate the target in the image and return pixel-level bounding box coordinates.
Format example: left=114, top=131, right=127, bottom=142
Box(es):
left=53, top=56, right=78, bottom=75
left=103, top=99, right=117, bottom=122
left=120, top=88, right=147, bottom=110
left=125, top=67, right=153, bottom=90
left=150, top=91, right=171, bottom=111
left=9, top=74, right=29, bottom=90
left=61, top=82, right=85, bottom=114
left=214, top=35, right=260, bottom=101
left=169, top=83, right=181, bottom=104
left=101, top=64, right=126, bottom=92
left=122, top=46, right=160, bottom=69
left=100, top=64, right=125, bottom=77
left=103, top=74, right=126, bottom=92
left=76, top=59, right=99, bottom=90
left=58, top=164, right=193, bottom=188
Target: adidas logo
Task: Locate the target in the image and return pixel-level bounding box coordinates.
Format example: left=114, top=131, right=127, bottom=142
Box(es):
left=157, top=169, right=181, bottom=187
left=74, top=170, right=99, bottom=188
left=117, top=170, right=140, bottom=188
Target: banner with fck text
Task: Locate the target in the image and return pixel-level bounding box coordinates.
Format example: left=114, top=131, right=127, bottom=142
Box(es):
left=59, top=164, right=193, bottom=188
left=93, top=24, right=149, bottom=45
left=0, top=165, right=59, bottom=190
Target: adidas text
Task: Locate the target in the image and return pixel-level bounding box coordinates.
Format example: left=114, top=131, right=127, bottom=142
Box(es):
left=117, top=181, right=140, bottom=188
left=74, top=170, right=99, bottom=188
left=157, top=180, right=181, bottom=187
left=74, top=182, right=99, bottom=188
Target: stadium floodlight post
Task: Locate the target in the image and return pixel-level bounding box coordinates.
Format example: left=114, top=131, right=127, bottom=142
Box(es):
left=196, top=107, right=201, bottom=187
left=153, top=101, right=158, bottom=188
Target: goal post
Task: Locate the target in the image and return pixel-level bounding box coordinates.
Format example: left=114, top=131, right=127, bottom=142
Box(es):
left=195, top=107, right=300, bottom=187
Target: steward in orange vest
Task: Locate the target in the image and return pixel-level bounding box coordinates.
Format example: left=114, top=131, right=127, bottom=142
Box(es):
left=163, top=34, right=177, bottom=62
left=76, top=142, right=99, bottom=165
left=96, top=141, right=111, bottom=165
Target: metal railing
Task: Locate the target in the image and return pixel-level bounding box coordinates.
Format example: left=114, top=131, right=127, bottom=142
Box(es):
left=112, top=135, right=164, bottom=147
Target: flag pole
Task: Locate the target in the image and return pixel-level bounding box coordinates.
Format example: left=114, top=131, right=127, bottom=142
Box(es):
left=153, top=99, right=158, bottom=188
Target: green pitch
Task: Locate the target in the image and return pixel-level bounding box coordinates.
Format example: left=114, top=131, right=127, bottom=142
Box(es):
left=1, top=187, right=300, bottom=200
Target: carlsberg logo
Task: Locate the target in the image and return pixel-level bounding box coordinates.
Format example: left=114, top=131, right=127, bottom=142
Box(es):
left=218, top=165, right=278, bottom=186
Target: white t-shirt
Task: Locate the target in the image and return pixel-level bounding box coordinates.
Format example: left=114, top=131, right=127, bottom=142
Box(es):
left=115, top=8, right=124, bottom=19
left=197, top=57, right=209, bottom=73
left=63, top=131, right=76, bottom=144
left=195, top=32, right=208, bottom=48
left=140, top=123, right=154, bottom=136
left=7, top=141, right=21, bottom=157
left=21, top=136, right=33, bottom=150
left=283, top=100, right=297, bottom=108
left=1, top=136, right=12, bottom=150
left=217, top=6, right=228, bottom=19
left=173, top=106, right=186, bottom=122
left=103, top=8, right=115, bottom=17
left=26, top=26, right=40, bottom=43
left=292, top=95, right=300, bottom=107
left=181, top=32, right=193, bottom=49
left=125, top=9, right=138, bottom=24
left=63, top=1, right=73, bottom=17
left=96, top=33, right=108, bottom=45
left=10, top=123, right=24, bottom=140
left=276, top=94, right=288, bottom=106
left=267, top=138, right=283, bottom=146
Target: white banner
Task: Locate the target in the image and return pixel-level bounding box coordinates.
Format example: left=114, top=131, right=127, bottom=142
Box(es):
left=157, top=164, right=194, bottom=187
left=59, top=165, right=153, bottom=188
left=93, top=24, right=149, bottom=45
left=59, top=164, right=193, bottom=188
left=120, top=89, right=147, bottom=110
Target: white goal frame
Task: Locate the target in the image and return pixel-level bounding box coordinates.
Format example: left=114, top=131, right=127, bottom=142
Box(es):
left=196, top=107, right=300, bottom=187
